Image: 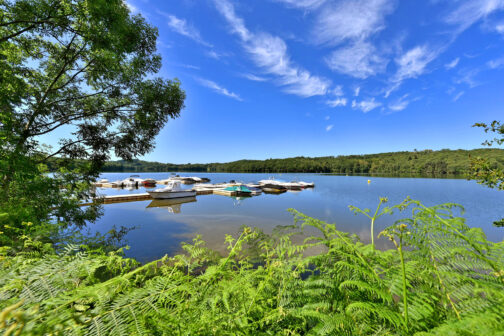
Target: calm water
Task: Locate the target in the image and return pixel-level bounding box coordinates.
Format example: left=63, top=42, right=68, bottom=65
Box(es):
left=87, top=173, right=504, bottom=262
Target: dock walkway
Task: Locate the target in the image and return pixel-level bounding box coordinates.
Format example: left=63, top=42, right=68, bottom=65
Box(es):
left=82, top=189, right=213, bottom=206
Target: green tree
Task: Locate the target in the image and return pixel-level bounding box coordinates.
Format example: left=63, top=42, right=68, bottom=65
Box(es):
left=471, top=121, right=504, bottom=226
left=0, top=0, right=185, bottom=245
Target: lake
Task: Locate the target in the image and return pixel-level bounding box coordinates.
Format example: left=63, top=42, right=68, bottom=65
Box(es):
left=87, top=173, right=504, bottom=263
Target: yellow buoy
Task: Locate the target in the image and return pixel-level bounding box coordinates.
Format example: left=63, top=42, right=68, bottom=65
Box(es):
left=367, top=179, right=371, bottom=184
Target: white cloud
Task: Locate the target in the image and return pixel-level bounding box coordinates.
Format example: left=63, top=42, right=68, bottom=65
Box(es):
left=354, top=86, right=361, bottom=97
left=326, top=98, right=348, bottom=107
left=205, top=50, right=230, bottom=60
left=159, top=12, right=213, bottom=48
left=352, top=98, right=382, bottom=113
left=325, top=115, right=330, bottom=120
left=394, top=45, right=439, bottom=81
left=242, top=73, right=268, bottom=81
left=332, top=85, right=344, bottom=96
left=213, top=0, right=251, bottom=41
left=453, top=91, right=465, bottom=102
left=496, top=22, right=504, bottom=34
left=388, top=94, right=410, bottom=111
left=313, top=0, right=396, bottom=45
left=445, top=0, right=504, bottom=33
left=274, top=0, right=326, bottom=10
left=487, top=56, right=504, bottom=69
left=126, top=1, right=138, bottom=13
left=445, top=57, right=460, bottom=69
left=325, top=40, right=388, bottom=79
left=214, top=0, right=331, bottom=97
left=175, top=64, right=200, bottom=70
left=326, top=124, right=334, bottom=131
left=455, top=68, right=481, bottom=88
left=196, top=78, right=243, bottom=101
left=386, top=45, right=440, bottom=96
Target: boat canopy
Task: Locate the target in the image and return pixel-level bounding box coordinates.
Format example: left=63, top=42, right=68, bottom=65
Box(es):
left=223, top=185, right=251, bottom=193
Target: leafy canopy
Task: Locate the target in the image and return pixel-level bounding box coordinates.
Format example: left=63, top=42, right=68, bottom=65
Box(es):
left=0, top=0, right=185, bottom=244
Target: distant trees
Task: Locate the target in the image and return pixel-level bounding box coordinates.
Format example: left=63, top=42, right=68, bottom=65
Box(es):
left=99, top=148, right=504, bottom=176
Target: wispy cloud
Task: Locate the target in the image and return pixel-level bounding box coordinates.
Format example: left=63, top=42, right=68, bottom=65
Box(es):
left=354, top=86, right=361, bottom=97
left=158, top=11, right=213, bottom=48
left=394, top=45, right=439, bottom=82
left=496, top=22, right=504, bottom=34
left=178, top=64, right=200, bottom=70
left=332, top=85, right=344, bottom=96
left=213, top=0, right=331, bottom=97
left=388, top=94, right=410, bottom=111
left=326, top=124, right=334, bottom=131
left=125, top=1, right=138, bottom=13
left=196, top=78, right=243, bottom=101
left=242, top=73, right=268, bottom=82
left=487, top=56, right=504, bottom=69
left=325, top=40, right=388, bottom=79
left=205, top=50, right=230, bottom=60
left=386, top=45, right=441, bottom=96
left=326, top=98, right=348, bottom=107
left=273, top=0, right=326, bottom=10
left=352, top=98, right=382, bottom=113
left=445, top=0, right=504, bottom=34
left=325, top=115, right=330, bottom=120
left=455, top=68, right=481, bottom=88
left=312, top=0, right=396, bottom=45
left=453, top=91, right=465, bottom=102
left=445, top=57, right=460, bottom=70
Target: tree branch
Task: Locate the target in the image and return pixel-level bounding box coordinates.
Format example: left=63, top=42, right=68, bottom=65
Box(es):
left=0, top=23, right=36, bottom=43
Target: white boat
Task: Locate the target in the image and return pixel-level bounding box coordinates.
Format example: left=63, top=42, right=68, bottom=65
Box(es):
left=122, top=176, right=144, bottom=187
left=147, top=181, right=197, bottom=199
left=258, top=178, right=280, bottom=185
left=298, top=181, right=315, bottom=188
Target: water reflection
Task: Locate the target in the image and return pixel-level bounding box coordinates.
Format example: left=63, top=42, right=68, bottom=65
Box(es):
left=86, top=173, right=504, bottom=262
left=146, top=197, right=197, bottom=213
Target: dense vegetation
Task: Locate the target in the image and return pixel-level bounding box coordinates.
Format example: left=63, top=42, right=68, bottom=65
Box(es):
left=2, top=198, right=504, bottom=335
left=0, top=0, right=184, bottom=247
left=2, top=0, right=504, bottom=334
left=99, top=148, right=504, bottom=176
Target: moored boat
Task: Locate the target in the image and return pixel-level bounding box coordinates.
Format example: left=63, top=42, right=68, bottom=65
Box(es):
left=147, top=181, right=197, bottom=199
left=260, top=183, right=287, bottom=194
left=142, top=178, right=157, bottom=187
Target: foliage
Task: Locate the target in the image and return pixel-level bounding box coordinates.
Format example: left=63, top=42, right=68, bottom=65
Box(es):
left=0, top=0, right=185, bottom=243
left=470, top=121, right=504, bottom=226
left=97, top=148, right=504, bottom=176
left=1, top=199, right=503, bottom=335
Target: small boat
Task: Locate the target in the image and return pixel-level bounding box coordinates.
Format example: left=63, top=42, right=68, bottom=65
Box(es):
left=147, top=181, right=197, bottom=199
left=298, top=181, right=315, bottom=188
left=258, top=178, right=280, bottom=185
left=214, top=185, right=252, bottom=196
left=280, top=182, right=303, bottom=190
left=142, top=178, right=157, bottom=187
left=122, top=177, right=143, bottom=187
left=98, top=178, right=109, bottom=183
left=247, top=187, right=262, bottom=196
left=260, top=183, right=287, bottom=194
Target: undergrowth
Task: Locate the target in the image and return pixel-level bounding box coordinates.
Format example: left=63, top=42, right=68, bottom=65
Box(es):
left=1, top=198, right=503, bottom=335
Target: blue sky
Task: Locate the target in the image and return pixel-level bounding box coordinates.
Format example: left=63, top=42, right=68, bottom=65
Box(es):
left=119, top=0, right=503, bottom=162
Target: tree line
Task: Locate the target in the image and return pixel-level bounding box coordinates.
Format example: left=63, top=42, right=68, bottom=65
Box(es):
left=95, top=148, right=504, bottom=176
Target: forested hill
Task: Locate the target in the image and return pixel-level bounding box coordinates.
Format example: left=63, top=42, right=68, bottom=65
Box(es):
left=100, top=148, right=504, bottom=176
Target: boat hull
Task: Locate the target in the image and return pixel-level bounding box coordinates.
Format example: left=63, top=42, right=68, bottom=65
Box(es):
left=147, top=190, right=197, bottom=199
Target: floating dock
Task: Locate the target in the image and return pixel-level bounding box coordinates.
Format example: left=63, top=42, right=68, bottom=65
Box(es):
left=81, top=189, right=214, bottom=206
